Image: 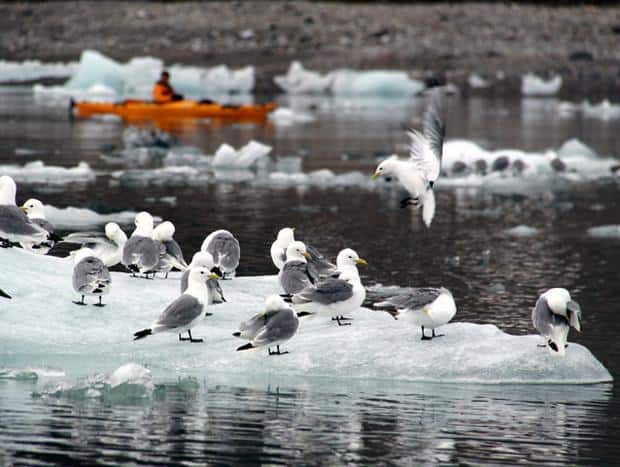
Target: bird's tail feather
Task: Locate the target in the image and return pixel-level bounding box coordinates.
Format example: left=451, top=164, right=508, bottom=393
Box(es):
left=422, top=189, right=436, bottom=228
left=133, top=329, right=152, bottom=340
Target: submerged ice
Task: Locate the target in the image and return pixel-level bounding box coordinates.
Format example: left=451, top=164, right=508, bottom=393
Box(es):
left=0, top=248, right=612, bottom=385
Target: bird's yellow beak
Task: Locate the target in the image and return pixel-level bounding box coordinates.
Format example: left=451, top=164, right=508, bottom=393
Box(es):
left=19, top=206, right=27, bottom=213
left=371, top=172, right=380, bottom=180
left=208, top=273, right=221, bottom=280
left=291, top=227, right=296, bottom=232
left=303, top=252, right=312, bottom=259
left=356, top=258, right=368, bottom=266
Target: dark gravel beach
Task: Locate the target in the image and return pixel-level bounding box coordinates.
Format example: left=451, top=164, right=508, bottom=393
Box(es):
left=1, top=1, right=620, bottom=97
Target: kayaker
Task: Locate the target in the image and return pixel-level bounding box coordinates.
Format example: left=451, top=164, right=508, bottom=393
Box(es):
left=153, top=71, right=183, bottom=104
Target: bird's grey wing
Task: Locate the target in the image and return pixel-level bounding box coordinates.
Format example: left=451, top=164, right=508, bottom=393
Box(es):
left=63, top=231, right=110, bottom=245
left=306, top=244, right=338, bottom=279
left=208, top=234, right=240, bottom=268
left=281, top=261, right=313, bottom=294
left=155, top=295, right=203, bottom=328
left=164, top=240, right=187, bottom=268
left=374, top=287, right=442, bottom=310
left=294, top=278, right=354, bottom=305
left=0, top=206, right=46, bottom=236
left=180, top=269, right=189, bottom=293
left=123, top=236, right=160, bottom=269
left=207, top=278, right=225, bottom=303
left=238, top=310, right=279, bottom=338
left=32, top=218, right=55, bottom=234
left=532, top=296, right=566, bottom=337
left=253, top=310, right=299, bottom=346
left=73, top=258, right=103, bottom=292
left=423, top=89, right=445, bottom=165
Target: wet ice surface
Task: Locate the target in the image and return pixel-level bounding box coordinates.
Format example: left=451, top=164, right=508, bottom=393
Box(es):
left=0, top=248, right=612, bottom=384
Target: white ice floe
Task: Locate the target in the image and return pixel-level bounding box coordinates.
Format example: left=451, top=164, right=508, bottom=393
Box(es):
left=0, top=161, right=95, bottom=184
left=468, top=73, right=490, bottom=89
left=212, top=141, right=272, bottom=169
left=274, top=61, right=424, bottom=96
left=33, top=83, right=118, bottom=103
left=505, top=225, right=541, bottom=237
left=0, top=248, right=612, bottom=384
left=33, top=50, right=255, bottom=100
left=43, top=205, right=157, bottom=229
left=586, top=225, right=620, bottom=239
left=521, top=73, right=562, bottom=96
left=268, top=107, right=315, bottom=125
left=581, top=100, right=620, bottom=121
left=111, top=166, right=207, bottom=188
left=0, top=59, right=78, bottom=83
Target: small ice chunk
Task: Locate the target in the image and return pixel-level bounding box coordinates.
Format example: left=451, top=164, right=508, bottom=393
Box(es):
left=586, top=225, right=620, bottom=239
left=521, top=73, right=562, bottom=96
left=0, top=161, right=95, bottom=184
left=505, top=225, right=540, bottom=237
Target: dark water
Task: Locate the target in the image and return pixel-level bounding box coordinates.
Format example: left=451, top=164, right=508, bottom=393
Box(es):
left=1, top=87, right=619, bottom=465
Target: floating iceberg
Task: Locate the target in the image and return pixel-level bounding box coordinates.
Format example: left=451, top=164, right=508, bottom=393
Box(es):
left=0, top=161, right=95, bottom=185
left=111, top=166, right=208, bottom=188
left=274, top=61, right=332, bottom=94
left=274, top=61, right=424, bottom=96
left=43, top=205, right=153, bottom=229
left=0, top=248, right=611, bottom=384
left=521, top=73, right=562, bottom=96
left=581, top=99, right=620, bottom=121
left=268, top=107, right=315, bottom=125
left=34, top=50, right=255, bottom=100
left=0, top=59, right=78, bottom=83
left=586, top=225, right=620, bottom=239
left=212, top=141, right=272, bottom=169
left=505, top=225, right=541, bottom=237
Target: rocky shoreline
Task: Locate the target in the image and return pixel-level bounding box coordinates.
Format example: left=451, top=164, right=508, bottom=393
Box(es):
left=1, top=1, right=620, bottom=97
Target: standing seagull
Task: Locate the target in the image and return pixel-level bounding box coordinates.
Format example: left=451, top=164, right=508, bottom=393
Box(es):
left=133, top=267, right=220, bottom=343
left=291, top=249, right=367, bottom=326
left=153, top=221, right=188, bottom=278
left=279, top=241, right=313, bottom=295
left=270, top=227, right=295, bottom=270
left=63, top=222, right=127, bottom=268
left=532, top=288, right=582, bottom=356
left=72, top=248, right=112, bottom=307
left=234, top=295, right=299, bottom=355
left=20, top=198, right=61, bottom=254
left=201, top=229, right=240, bottom=279
left=180, top=251, right=226, bottom=305
left=373, top=287, right=457, bottom=340
left=372, top=90, right=445, bottom=227
left=0, top=176, right=48, bottom=247
left=122, top=212, right=163, bottom=278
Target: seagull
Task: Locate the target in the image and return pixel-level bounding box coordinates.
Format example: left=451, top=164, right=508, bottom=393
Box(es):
left=201, top=229, right=240, bottom=279
left=532, top=288, right=582, bottom=356
left=122, top=212, right=163, bottom=278
left=181, top=251, right=226, bottom=305
left=234, top=295, right=299, bottom=355
left=279, top=241, right=313, bottom=295
left=63, top=222, right=128, bottom=268
left=19, top=198, right=62, bottom=254
left=152, top=221, right=188, bottom=278
left=0, top=175, right=48, bottom=248
left=72, top=248, right=112, bottom=307
left=133, top=267, right=220, bottom=343
left=0, top=288, right=11, bottom=299
left=372, top=89, right=445, bottom=227
left=290, top=248, right=367, bottom=326
left=373, top=287, right=457, bottom=340
left=306, top=244, right=338, bottom=281
left=270, top=227, right=295, bottom=270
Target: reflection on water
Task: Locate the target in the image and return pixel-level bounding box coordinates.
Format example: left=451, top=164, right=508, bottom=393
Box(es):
left=1, top=88, right=619, bottom=464
left=0, top=379, right=616, bottom=465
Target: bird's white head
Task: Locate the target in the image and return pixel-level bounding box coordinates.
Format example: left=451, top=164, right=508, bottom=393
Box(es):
left=372, top=155, right=399, bottom=180
left=73, top=247, right=96, bottom=265
left=187, top=266, right=220, bottom=292
left=190, top=251, right=215, bottom=269
left=286, top=241, right=311, bottom=262
left=336, top=248, right=367, bottom=270
left=276, top=227, right=295, bottom=244
left=133, top=211, right=154, bottom=236
left=543, top=288, right=572, bottom=318
left=20, top=199, right=45, bottom=219
left=264, top=294, right=290, bottom=312
left=105, top=222, right=126, bottom=243
left=0, top=175, right=17, bottom=205
left=153, top=221, right=175, bottom=241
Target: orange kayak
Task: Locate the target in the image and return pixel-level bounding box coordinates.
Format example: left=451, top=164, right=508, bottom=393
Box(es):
left=72, top=99, right=277, bottom=121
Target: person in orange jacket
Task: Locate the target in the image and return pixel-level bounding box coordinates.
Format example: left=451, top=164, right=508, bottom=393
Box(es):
left=153, top=71, right=183, bottom=104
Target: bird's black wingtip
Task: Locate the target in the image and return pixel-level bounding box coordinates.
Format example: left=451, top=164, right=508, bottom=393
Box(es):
left=133, top=329, right=152, bottom=341
left=0, top=289, right=11, bottom=299
left=232, top=332, right=241, bottom=337
left=236, top=343, right=254, bottom=351
left=296, top=311, right=314, bottom=318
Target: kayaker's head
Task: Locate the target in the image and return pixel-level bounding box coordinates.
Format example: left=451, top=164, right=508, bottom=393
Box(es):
left=160, top=71, right=170, bottom=83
